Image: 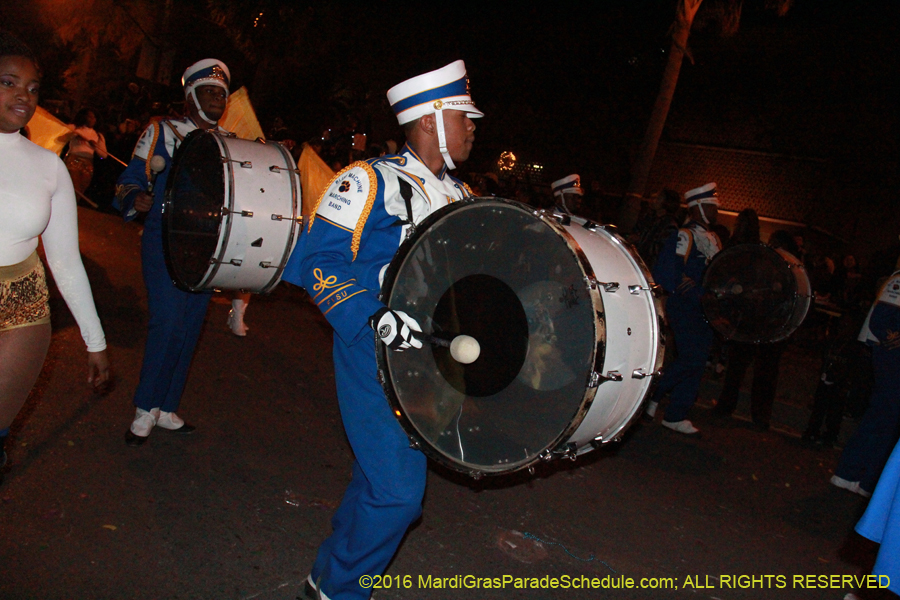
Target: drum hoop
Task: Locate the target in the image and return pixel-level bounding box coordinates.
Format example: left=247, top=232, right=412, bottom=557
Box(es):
left=377, top=197, right=605, bottom=476
left=258, top=140, right=302, bottom=294
left=200, top=132, right=234, bottom=290
left=162, top=129, right=227, bottom=292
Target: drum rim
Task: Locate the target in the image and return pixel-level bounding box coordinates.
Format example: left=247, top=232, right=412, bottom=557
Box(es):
left=162, top=129, right=225, bottom=292
left=377, top=197, right=605, bottom=477
left=702, top=242, right=813, bottom=343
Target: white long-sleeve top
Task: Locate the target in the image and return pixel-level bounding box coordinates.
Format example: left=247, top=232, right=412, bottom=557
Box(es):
left=0, top=131, right=106, bottom=352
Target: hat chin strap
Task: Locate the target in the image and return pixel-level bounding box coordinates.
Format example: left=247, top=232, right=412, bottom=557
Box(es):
left=434, top=109, right=456, bottom=171
left=188, top=88, right=220, bottom=126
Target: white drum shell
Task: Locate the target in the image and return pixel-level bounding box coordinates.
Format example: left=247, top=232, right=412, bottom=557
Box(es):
left=563, top=219, right=665, bottom=450
left=170, top=133, right=301, bottom=293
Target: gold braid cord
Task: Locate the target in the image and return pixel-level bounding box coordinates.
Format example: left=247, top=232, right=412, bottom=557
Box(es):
left=306, top=161, right=378, bottom=262
left=350, top=161, right=378, bottom=261
left=143, top=117, right=164, bottom=181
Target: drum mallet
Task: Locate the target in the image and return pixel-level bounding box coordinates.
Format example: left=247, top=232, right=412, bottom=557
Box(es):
left=418, top=333, right=481, bottom=365
left=147, top=155, right=167, bottom=192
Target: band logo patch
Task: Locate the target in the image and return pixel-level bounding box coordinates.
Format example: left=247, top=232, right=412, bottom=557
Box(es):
left=339, top=181, right=350, bottom=193
left=379, top=324, right=392, bottom=338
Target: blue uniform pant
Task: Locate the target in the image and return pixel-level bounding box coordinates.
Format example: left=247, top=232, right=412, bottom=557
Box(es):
left=836, top=348, right=900, bottom=493
left=312, top=332, right=427, bottom=599
left=653, top=300, right=715, bottom=422
left=133, top=226, right=211, bottom=412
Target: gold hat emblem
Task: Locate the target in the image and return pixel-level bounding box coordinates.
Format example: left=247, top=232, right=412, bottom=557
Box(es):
left=433, top=99, right=443, bottom=110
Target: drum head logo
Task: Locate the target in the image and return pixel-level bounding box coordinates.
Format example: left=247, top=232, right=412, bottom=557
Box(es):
left=339, top=180, right=351, bottom=193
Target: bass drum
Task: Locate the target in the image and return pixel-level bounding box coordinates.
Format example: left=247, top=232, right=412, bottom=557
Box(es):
left=702, top=243, right=812, bottom=343
left=162, top=130, right=301, bottom=293
left=377, top=199, right=665, bottom=477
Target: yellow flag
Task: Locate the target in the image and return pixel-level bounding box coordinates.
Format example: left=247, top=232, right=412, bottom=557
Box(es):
left=27, top=106, right=72, bottom=155
left=221, top=87, right=265, bottom=141
left=298, top=143, right=335, bottom=217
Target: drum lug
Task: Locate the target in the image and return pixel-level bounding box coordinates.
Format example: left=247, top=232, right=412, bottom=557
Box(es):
left=212, top=258, right=242, bottom=267
left=586, top=276, right=619, bottom=292
left=628, top=285, right=651, bottom=295
left=588, top=371, right=600, bottom=388
left=268, top=165, right=302, bottom=175
left=223, top=158, right=253, bottom=168
left=551, top=212, right=571, bottom=226
left=581, top=220, right=600, bottom=231
left=259, top=261, right=275, bottom=269
left=408, top=438, right=420, bottom=450
left=631, top=369, right=661, bottom=379
left=271, top=214, right=303, bottom=224
left=605, top=371, right=623, bottom=382
left=601, top=282, right=620, bottom=292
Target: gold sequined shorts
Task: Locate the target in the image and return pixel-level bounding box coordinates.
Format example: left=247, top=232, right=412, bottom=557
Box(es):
left=0, top=252, right=51, bottom=332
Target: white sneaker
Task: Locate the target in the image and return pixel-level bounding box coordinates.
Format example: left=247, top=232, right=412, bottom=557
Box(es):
left=156, top=411, right=184, bottom=430
left=830, top=475, right=872, bottom=498
left=645, top=401, right=659, bottom=418
left=129, top=407, right=159, bottom=437
left=662, top=419, right=700, bottom=435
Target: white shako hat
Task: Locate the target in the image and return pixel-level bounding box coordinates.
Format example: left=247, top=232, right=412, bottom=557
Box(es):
left=551, top=174, right=584, bottom=198
left=182, top=58, right=231, bottom=125
left=684, top=182, right=719, bottom=207
left=387, top=60, right=483, bottom=170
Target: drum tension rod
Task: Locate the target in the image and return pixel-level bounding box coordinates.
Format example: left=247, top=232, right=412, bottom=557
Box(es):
left=269, top=165, right=302, bottom=175
left=222, top=159, right=253, bottom=168
left=585, top=276, right=619, bottom=292
left=631, top=369, right=661, bottom=379
left=223, top=207, right=254, bottom=217
left=271, top=214, right=304, bottom=224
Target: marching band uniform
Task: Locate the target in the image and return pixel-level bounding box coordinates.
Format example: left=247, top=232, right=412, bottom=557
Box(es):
left=832, top=269, right=900, bottom=496
left=647, top=183, right=722, bottom=434
left=282, top=60, right=482, bottom=600
left=114, top=59, right=231, bottom=444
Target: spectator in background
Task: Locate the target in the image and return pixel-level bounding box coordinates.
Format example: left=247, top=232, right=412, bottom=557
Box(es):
left=632, top=188, right=681, bottom=269
left=64, top=108, right=108, bottom=196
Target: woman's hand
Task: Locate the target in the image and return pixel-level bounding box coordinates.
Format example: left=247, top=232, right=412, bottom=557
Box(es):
left=87, top=350, right=111, bottom=390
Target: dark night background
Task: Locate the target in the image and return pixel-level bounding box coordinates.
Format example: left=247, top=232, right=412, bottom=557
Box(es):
left=2, top=0, right=898, bottom=258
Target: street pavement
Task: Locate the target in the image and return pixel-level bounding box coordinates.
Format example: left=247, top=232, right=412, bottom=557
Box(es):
left=0, top=207, right=885, bottom=600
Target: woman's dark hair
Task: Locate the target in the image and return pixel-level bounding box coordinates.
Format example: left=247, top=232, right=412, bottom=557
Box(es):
left=660, top=189, right=682, bottom=214
left=731, top=208, right=760, bottom=245
left=0, top=30, right=39, bottom=66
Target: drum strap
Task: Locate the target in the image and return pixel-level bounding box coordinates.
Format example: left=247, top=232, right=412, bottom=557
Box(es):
left=397, top=177, right=416, bottom=238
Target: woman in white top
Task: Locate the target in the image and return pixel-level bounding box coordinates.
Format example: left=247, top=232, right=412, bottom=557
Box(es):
left=64, top=108, right=108, bottom=195
left=0, top=31, right=110, bottom=479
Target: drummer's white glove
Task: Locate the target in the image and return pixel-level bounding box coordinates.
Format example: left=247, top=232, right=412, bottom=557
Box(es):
left=370, top=307, right=423, bottom=351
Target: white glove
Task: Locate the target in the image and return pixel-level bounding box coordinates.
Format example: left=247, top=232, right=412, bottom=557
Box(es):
left=370, top=307, right=423, bottom=351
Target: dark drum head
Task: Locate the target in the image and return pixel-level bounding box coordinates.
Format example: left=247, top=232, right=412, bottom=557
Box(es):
left=163, top=130, right=226, bottom=291
left=379, top=199, right=599, bottom=475
left=702, top=243, right=805, bottom=343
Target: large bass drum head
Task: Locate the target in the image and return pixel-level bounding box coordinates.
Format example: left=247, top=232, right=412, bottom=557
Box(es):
left=379, top=199, right=602, bottom=476
left=702, top=243, right=811, bottom=343
left=163, top=130, right=226, bottom=290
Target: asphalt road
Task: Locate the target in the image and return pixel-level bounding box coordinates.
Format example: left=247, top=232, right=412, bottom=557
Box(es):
left=0, top=207, right=885, bottom=600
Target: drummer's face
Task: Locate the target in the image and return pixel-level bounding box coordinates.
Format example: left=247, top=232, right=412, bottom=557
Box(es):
left=442, top=109, right=476, bottom=163
left=0, top=55, right=39, bottom=134
left=194, top=85, right=227, bottom=121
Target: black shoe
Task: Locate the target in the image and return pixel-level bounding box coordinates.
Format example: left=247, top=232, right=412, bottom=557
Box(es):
left=162, top=423, right=196, bottom=435
left=125, top=430, right=149, bottom=447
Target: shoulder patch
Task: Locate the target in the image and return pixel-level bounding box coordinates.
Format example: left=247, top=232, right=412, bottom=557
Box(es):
left=878, top=274, right=900, bottom=307
left=132, top=123, right=158, bottom=161
left=308, top=162, right=378, bottom=260
left=675, top=229, right=693, bottom=257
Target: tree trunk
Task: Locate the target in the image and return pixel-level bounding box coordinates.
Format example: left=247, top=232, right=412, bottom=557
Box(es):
left=618, top=0, right=703, bottom=234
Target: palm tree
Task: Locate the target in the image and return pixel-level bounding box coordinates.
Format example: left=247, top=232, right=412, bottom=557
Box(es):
left=618, top=0, right=793, bottom=234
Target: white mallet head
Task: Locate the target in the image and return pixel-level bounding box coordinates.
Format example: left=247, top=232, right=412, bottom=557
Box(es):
left=449, top=335, right=481, bottom=364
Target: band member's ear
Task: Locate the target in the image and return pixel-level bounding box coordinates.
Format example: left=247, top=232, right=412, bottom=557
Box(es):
left=418, top=113, right=436, bottom=136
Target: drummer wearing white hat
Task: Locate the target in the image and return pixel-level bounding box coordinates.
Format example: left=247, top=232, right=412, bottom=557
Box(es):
left=282, top=60, right=482, bottom=600
left=551, top=173, right=584, bottom=215
left=114, top=59, right=232, bottom=446
left=645, top=182, right=722, bottom=435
